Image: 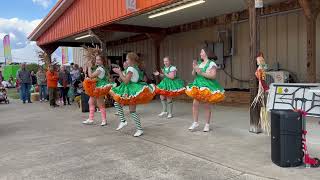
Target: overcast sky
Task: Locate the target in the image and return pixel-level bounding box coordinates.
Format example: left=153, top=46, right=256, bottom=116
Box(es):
left=0, top=0, right=71, bottom=64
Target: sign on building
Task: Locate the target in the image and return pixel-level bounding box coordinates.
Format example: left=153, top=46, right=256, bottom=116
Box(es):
left=255, top=0, right=263, bottom=8
left=126, top=0, right=136, bottom=11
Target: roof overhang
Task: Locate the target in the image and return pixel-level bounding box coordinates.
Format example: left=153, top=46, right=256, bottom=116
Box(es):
left=34, top=0, right=295, bottom=50
left=118, top=0, right=288, bottom=28
left=28, top=0, right=74, bottom=41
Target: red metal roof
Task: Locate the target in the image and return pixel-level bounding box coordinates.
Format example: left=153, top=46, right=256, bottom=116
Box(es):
left=28, top=0, right=70, bottom=40
left=30, top=0, right=174, bottom=45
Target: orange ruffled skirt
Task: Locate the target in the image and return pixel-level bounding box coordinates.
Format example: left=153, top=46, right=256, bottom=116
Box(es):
left=185, top=86, right=225, bottom=103
left=155, top=88, right=185, bottom=97
left=83, top=79, right=115, bottom=97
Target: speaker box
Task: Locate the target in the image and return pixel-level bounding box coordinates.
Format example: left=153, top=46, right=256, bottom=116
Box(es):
left=271, top=110, right=303, bottom=167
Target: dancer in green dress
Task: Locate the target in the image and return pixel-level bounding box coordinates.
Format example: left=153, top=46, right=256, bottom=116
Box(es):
left=114, top=61, right=128, bottom=116
left=83, top=54, right=115, bottom=126
left=153, top=57, right=185, bottom=118
left=185, top=48, right=225, bottom=132
left=110, top=52, right=155, bottom=137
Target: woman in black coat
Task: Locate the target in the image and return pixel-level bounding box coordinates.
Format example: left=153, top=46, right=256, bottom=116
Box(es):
left=58, top=66, right=72, bottom=105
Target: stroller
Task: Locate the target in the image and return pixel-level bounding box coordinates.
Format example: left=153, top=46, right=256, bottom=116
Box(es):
left=0, top=87, right=9, bottom=104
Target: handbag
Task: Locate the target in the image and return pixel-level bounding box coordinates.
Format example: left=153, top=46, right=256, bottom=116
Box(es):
left=68, top=87, right=74, bottom=98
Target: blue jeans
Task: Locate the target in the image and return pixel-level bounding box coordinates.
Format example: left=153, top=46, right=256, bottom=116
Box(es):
left=39, top=85, right=47, bottom=100
left=20, top=83, right=31, bottom=102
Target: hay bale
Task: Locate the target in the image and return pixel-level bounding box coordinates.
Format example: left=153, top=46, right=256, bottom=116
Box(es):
left=31, top=93, right=39, bottom=102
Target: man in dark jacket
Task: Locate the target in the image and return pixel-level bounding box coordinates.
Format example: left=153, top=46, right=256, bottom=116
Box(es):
left=58, top=65, right=72, bottom=105
left=17, top=63, right=32, bottom=103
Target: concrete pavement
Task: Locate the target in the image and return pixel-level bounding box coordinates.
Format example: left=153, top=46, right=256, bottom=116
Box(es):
left=0, top=100, right=319, bottom=180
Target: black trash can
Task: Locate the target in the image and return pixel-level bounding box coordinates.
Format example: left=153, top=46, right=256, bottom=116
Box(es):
left=271, top=109, right=303, bottom=167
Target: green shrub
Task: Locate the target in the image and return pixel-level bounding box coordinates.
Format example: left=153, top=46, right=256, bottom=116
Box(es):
left=26, top=63, right=39, bottom=74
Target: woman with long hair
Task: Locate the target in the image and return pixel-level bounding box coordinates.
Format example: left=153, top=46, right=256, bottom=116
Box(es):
left=36, top=66, right=47, bottom=102
left=82, top=54, right=115, bottom=126
left=110, top=52, right=155, bottom=137
left=185, top=47, right=225, bottom=132
left=153, top=56, right=185, bottom=118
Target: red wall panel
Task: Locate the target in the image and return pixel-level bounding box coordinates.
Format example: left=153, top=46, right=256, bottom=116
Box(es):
left=38, top=0, right=172, bottom=45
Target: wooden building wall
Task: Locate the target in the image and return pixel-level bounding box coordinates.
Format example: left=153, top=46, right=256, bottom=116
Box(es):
left=158, top=10, right=319, bottom=89
left=259, top=10, right=308, bottom=82
left=74, top=10, right=320, bottom=89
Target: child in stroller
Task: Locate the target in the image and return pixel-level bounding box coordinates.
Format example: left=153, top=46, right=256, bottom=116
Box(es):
left=0, top=86, right=9, bottom=104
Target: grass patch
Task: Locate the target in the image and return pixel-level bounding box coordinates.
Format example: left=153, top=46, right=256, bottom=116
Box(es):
left=7, top=88, right=20, bottom=99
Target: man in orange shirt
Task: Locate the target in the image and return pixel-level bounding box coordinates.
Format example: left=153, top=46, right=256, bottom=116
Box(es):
left=46, top=65, right=59, bottom=107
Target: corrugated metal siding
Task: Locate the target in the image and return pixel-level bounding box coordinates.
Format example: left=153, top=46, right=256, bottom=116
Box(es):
left=107, top=39, right=156, bottom=76
left=158, top=23, right=251, bottom=89
left=160, top=26, right=220, bottom=84
left=38, top=0, right=171, bottom=45
left=79, top=10, right=319, bottom=87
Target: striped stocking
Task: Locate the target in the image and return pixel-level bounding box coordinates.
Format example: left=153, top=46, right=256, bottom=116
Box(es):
left=130, top=112, right=142, bottom=130
left=114, top=102, right=126, bottom=123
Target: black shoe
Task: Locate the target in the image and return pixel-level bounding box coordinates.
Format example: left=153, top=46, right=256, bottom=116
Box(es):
left=54, top=104, right=60, bottom=107
left=23, top=101, right=26, bottom=104
left=28, top=101, right=32, bottom=103
left=64, top=103, right=66, bottom=106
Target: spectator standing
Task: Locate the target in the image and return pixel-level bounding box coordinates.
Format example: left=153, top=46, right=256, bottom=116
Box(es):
left=59, top=66, right=72, bottom=105
left=46, top=65, right=59, bottom=107
left=70, top=64, right=80, bottom=83
left=36, top=67, right=47, bottom=102
left=70, top=63, right=74, bottom=71
left=17, top=63, right=32, bottom=104
left=79, top=67, right=85, bottom=82
left=31, top=71, right=37, bottom=85
left=70, top=64, right=79, bottom=100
